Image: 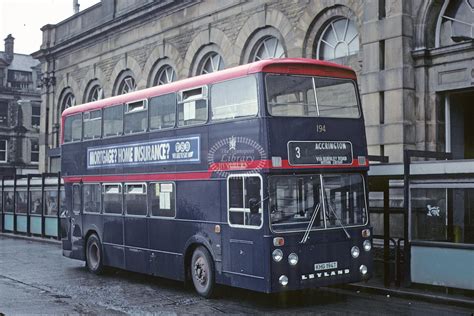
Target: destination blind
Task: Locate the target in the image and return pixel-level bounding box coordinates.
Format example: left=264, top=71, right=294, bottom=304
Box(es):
left=288, top=141, right=353, bottom=165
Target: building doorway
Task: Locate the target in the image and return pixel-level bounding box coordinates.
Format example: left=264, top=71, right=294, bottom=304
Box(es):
left=448, top=91, right=474, bottom=159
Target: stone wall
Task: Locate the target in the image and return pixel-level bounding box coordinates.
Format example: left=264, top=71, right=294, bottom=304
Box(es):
left=33, top=0, right=474, bottom=172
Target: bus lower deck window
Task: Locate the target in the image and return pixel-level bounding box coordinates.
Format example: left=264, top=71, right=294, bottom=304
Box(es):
left=125, top=183, right=147, bottom=216
left=228, top=176, right=262, bottom=227
left=83, top=184, right=101, bottom=213
left=149, top=182, right=175, bottom=217
left=103, top=184, right=123, bottom=214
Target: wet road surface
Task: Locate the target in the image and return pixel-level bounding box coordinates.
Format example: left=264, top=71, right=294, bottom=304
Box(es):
left=0, top=235, right=472, bottom=314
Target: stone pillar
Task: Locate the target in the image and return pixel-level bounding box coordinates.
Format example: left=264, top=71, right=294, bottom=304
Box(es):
left=361, top=0, right=416, bottom=162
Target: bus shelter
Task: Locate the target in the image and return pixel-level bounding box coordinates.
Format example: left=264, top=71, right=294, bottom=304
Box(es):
left=0, top=173, right=64, bottom=239
left=369, top=151, right=474, bottom=291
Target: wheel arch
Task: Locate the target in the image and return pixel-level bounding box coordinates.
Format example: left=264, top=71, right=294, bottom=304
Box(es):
left=183, top=235, right=216, bottom=283
left=84, top=225, right=101, bottom=257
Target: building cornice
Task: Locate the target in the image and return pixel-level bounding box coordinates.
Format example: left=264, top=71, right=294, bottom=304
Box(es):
left=32, top=0, right=198, bottom=60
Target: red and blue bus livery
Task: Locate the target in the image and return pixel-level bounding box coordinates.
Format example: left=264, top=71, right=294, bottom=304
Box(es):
left=60, top=58, right=372, bottom=297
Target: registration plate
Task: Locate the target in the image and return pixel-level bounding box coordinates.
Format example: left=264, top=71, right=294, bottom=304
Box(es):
left=314, top=261, right=338, bottom=271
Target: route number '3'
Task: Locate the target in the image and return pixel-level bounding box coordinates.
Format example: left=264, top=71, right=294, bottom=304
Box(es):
left=295, top=147, right=301, bottom=158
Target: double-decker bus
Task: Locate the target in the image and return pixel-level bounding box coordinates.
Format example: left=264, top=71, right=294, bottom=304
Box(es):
left=60, top=58, right=372, bottom=297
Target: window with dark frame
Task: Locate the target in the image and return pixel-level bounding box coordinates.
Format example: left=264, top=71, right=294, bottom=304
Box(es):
left=228, top=175, right=262, bottom=227
left=125, top=183, right=147, bottom=216
left=149, top=182, right=175, bottom=217
left=0, top=139, right=7, bottom=162
left=103, top=184, right=122, bottom=214
left=31, top=104, right=41, bottom=127
left=3, top=191, right=14, bottom=213
left=124, top=100, right=148, bottom=134
left=72, top=184, right=81, bottom=214
left=83, top=110, right=102, bottom=140
left=211, top=76, right=258, bottom=121
left=29, top=190, right=42, bottom=215
left=84, top=183, right=101, bottom=213
left=64, top=114, right=82, bottom=143
left=15, top=190, right=28, bottom=214
left=149, top=93, right=176, bottom=130
left=0, top=102, right=8, bottom=126
left=103, top=104, right=123, bottom=137
left=178, top=87, right=208, bottom=126
left=30, top=138, right=39, bottom=163
left=44, top=190, right=59, bottom=216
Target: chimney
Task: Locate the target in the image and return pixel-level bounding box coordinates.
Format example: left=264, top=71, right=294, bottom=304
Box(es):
left=4, top=34, right=14, bottom=64
left=73, top=0, right=80, bottom=14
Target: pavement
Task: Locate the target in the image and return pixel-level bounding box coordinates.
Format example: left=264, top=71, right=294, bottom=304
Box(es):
left=0, top=234, right=473, bottom=314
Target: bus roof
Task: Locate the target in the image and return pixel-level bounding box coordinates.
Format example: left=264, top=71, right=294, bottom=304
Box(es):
left=62, top=58, right=356, bottom=117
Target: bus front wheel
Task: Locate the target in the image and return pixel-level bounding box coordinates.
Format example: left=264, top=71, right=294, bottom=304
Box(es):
left=86, top=233, right=104, bottom=275
left=191, top=246, right=215, bottom=298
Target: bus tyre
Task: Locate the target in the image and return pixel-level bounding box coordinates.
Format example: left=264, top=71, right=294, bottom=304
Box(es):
left=86, top=234, right=104, bottom=275
left=191, top=246, right=215, bottom=298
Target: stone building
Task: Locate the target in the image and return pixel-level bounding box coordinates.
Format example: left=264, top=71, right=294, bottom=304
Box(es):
left=32, top=0, right=474, bottom=172
left=0, top=34, right=42, bottom=176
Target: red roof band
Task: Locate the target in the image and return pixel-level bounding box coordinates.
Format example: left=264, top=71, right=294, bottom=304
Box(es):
left=61, top=58, right=357, bottom=118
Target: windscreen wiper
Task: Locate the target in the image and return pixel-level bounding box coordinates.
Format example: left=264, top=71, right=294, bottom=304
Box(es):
left=300, top=202, right=321, bottom=244
left=326, top=199, right=351, bottom=239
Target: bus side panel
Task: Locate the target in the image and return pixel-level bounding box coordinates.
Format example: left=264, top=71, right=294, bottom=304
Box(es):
left=148, top=180, right=222, bottom=281
left=124, top=216, right=149, bottom=274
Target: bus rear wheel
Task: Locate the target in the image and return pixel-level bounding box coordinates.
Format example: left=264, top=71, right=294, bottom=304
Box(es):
left=191, top=246, right=215, bottom=298
left=86, top=234, right=104, bottom=275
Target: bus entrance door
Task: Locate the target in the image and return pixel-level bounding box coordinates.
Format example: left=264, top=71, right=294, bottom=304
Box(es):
left=224, top=175, right=265, bottom=289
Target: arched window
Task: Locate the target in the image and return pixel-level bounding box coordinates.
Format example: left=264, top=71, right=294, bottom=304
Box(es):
left=154, top=65, right=176, bottom=85
left=61, top=92, right=75, bottom=112
left=437, top=0, right=474, bottom=47
left=118, top=76, right=136, bottom=95
left=87, top=85, right=103, bottom=102
left=84, top=80, right=104, bottom=103
left=253, top=36, right=286, bottom=61
left=199, top=52, right=224, bottom=74
left=317, top=18, right=359, bottom=60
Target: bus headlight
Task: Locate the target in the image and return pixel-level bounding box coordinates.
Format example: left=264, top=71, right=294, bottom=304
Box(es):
left=360, top=265, right=368, bottom=275
left=363, top=240, right=372, bottom=252
left=288, top=253, right=298, bottom=266
left=279, top=275, right=289, bottom=286
left=351, top=246, right=360, bottom=258
left=272, top=249, right=283, bottom=262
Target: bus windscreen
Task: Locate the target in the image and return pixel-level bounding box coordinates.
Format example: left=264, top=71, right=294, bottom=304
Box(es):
left=266, top=75, right=360, bottom=118
left=269, top=174, right=367, bottom=232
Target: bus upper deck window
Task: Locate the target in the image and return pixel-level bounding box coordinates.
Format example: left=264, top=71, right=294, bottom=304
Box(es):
left=265, top=75, right=360, bottom=118
left=83, top=110, right=102, bottom=140
left=211, top=76, right=258, bottom=121
left=314, top=78, right=359, bottom=118
left=64, top=114, right=82, bottom=143
left=149, top=93, right=176, bottom=130
left=178, top=87, right=208, bottom=126
left=124, top=100, right=148, bottom=134
left=103, top=104, right=123, bottom=137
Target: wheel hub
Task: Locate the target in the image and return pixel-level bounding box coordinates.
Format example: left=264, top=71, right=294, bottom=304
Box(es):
left=194, top=258, right=207, bottom=285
